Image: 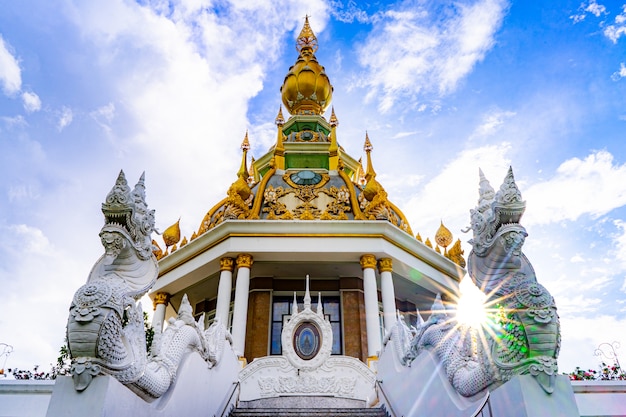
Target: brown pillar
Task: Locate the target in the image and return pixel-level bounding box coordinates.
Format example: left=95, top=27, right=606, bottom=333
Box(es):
left=340, top=277, right=367, bottom=363
left=244, top=279, right=272, bottom=362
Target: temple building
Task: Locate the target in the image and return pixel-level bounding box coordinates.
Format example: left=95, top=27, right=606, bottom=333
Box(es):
left=149, top=17, right=465, bottom=368
left=3, top=17, right=621, bottom=417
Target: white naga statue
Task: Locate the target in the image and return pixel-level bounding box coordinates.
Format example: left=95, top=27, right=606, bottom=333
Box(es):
left=394, top=167, right=560, bottom=396
left=66, top=171, right=228, bottom=398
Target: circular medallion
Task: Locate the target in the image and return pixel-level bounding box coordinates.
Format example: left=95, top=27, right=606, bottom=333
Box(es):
left=515, top=282, right=552, bottom=309
left=290, top=170, right=322, bottom=186
left=293, top=322, right=321, bottom=360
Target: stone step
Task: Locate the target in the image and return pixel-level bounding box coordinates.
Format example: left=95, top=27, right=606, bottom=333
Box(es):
left=229, top=408, right=389, bottom=417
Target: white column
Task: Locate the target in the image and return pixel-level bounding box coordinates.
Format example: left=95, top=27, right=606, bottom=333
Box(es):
left=216, top=257, right=234, bottom=328
left=360, top=254, right=382, bottom=358
left=231, top=253, right=253, bottom=357
left=379, top=258, right=396, bottom=333
left=152, top=292, right=170, bottom=333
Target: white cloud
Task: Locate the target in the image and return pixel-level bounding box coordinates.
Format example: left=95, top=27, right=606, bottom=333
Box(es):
left=0, top=224, right=87, bottom=371
left=60, top=0, right=330, bottom=239
left=1, top=115, right=27, bottom=129
left=357, top=0, right=508, bottom=112
left=21, top=91, right=41, bottom=113
left=604, top=5, right=626, bottom=43
left=330, top=0, right=373, bottom=23
left=401, top=143, right=512, bottom=239
left=558, top=314, right=626, bottom=372
left=570, top=1, right=608, bottom=23
left=469, top=109, right=516, bottom=140
left=524, top=151, right=626, bottom=225
left=391, top=131, right=418, bottom=139
left=90, top=102, right=115, bottom=133
left=611, top=62, right=626, bottom=80
left=0, top=34, right=21, bottom=96
left=586, top=0, right=608, bottom=16
left=57, top=106, right=73, bottom=131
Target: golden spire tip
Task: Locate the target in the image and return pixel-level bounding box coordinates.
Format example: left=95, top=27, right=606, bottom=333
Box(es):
left=241, top=130, right=250, bottom=151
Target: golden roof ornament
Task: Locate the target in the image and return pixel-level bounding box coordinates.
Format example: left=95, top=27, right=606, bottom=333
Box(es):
left=296, top=15, right=318, bottom=53
left=163, top=218, right=181, bottom=248
left=281, top=17, right=333, bottom=115
left=435, top=221, right=453, bottom=249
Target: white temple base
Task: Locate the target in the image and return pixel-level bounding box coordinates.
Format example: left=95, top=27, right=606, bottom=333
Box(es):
left=46, top=348, right=240, bottom=417
left=489, top=375, right=580, bottom=417
left=376, top=348, right=488, bottom=417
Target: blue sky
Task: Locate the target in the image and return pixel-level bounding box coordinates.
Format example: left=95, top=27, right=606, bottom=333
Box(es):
left=1, top=0, right=626, bottom=375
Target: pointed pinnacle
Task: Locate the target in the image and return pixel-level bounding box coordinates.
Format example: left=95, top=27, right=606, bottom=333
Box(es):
left=275, top=107, right=285, bottom=125
left=363, top=132, right=373, bottom=152
left=329, top=107, right=338, bottom=127
left=241, top=130, right=250, bottom=151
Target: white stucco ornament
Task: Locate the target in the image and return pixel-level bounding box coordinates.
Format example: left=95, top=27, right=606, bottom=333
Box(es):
left=392, top=167, right=561, bottom=397
left=281, top=275, right=333, bottom=371
left=239, top=275, right=376, bottom=403
left=65, top=171, right=233, bottom=399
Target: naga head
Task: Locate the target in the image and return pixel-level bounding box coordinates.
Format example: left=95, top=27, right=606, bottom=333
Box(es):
left=101, top=171, right=155, bottom=261
left=469, top=167, right=527, bottom=259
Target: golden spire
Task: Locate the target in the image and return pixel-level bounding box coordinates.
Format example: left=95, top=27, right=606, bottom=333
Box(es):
left=329, top=106, right=338, bottom=127
left=297, top=15, right=318, bottom=53
left=274, top=107, right=285, bottom=169
left=329, top=106, right=339, bottom=170
left=275, top=107, right=285, bottom=126
left=248, top=156, right=257, bottom=184
left=356, top=157, right=366, bottom=186
left=435, top=220, right=453, bottom=249
left=281, top=17, right=332, bottom=115
left=363, top=132, right=376, bottom=180
left=238, top=131, right=250, bottom=179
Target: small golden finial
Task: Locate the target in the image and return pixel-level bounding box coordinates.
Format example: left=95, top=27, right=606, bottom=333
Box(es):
left=329, top=107, right=338, bottom=127
left=163, top=218, right=181, bottom=249
left=297, top=15, right=318, bottom=53
left=363, top=132, right=376, bottom=181
left=416, top=233, right=423, bottom=242
left=248, top=156, right=257, bottom=185
left=363, top=131, right=373, bottom=152
left=356, top=157, right=366, bottom=186
left=241, top=130, right=250, bottom=151
left=238, top=131, right=250, bottom=179
left=424, top=237, right=433, bottom=249
left=275, top=107, right=285, bottom=126
left=435, top=220, right=453, bottom=249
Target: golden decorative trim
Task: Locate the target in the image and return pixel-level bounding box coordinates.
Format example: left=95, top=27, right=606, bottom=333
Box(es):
left=236, top=253, right=254, bottom=268
left=249, top=167, right=277, bottom=218
left=338, top=168, right=366, bottom=219
left=198, top=197, right=228, bottom=236
left=153, top=292, right=170, bottom=310
left=360, top=254, right=377, bottom=270
left=378, top=258, right=393, bottom=273
left=158, top=230, right=463, bottom=281
left=219, top=257, right=235, bottom=272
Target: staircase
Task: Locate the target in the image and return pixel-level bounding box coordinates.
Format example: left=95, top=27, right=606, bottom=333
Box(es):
left=227, top=397, right=390, bottom=417
left=229, top=407, right=389, bottom=417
